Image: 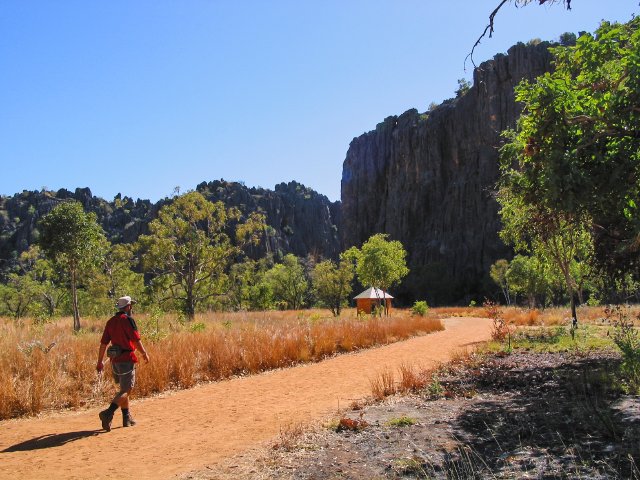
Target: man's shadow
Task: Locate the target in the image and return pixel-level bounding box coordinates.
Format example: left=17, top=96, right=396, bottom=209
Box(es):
left=2, top=430, right=102, bottom=452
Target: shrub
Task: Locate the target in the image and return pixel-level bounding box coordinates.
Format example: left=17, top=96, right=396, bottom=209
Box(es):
left=386, top=415, right=416, bottom=427
left=411, top=301, right=429, bottom=317
left=607, top=305, right=640, bottom=393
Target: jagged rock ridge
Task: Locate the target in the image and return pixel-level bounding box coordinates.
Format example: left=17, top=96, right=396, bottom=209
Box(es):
left=340, top=42, right=555, bottom=304
left=0, top=180, right=340, bottom=272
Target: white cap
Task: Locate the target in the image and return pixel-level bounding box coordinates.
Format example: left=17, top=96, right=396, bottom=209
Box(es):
left=116, top=296, right=136, bottom=310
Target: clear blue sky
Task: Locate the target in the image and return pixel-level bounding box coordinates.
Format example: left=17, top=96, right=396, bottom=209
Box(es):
left=1, top=1, right=637, bottom=202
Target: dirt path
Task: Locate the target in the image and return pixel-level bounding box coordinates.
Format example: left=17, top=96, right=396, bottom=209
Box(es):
left=0, top=317, right=492, bottom=480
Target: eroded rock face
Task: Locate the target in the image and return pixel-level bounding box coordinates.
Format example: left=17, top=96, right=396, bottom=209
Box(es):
left=0, top=181, right=340, bottom=272
left=196, top=180, right=341, bottom=260
left=340, top=43, right=554, bottom=304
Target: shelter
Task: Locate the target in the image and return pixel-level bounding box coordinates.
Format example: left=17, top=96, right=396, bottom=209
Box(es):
left=353, top=287, right=393, bottom=314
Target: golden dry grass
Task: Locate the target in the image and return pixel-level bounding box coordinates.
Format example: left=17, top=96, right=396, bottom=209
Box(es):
left=0, top=308, right=443, bottom=420
left=432, top=305, right=633, bottom=327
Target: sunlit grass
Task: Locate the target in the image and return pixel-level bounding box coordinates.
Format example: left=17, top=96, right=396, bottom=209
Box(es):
left=433, top=304, right=635, bottom=328
left=0, top=308, right=442, bottom=420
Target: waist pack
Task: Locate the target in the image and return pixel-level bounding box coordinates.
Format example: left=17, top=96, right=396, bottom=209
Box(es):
left=106, top=344, right=132, bottom=359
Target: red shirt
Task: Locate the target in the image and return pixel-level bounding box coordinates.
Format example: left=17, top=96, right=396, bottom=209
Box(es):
left=100, top=312, right=141, bottom=363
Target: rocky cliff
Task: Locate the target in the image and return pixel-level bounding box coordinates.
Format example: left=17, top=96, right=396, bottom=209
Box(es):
left=0, top=181, right=340, bottom=273
left=195, top=180, right=341, bottom=260
left=340, top=42, right=555, bottom=304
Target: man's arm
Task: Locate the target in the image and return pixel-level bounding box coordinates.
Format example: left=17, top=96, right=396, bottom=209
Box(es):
left=96, top=343, right=107, bottom=373
left=134, top=339, right=150, bottom=362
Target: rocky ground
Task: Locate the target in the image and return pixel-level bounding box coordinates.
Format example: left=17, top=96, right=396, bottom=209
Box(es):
left=202, top=349, right=640, bottom=479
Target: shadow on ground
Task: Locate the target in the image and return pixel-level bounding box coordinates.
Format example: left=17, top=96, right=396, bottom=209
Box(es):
left=447, top=352, right=640, bottom=478
left=2, top=429, right=101, bottom=452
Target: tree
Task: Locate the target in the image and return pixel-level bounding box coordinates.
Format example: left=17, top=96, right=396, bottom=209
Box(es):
left=559, top=31, right=577, bottom=46
left=499, top=17, right=640, bottom=278
left=139, top=191, right=263, bottom=320
left=14, top=245, right=66, bottom=319
left=350, top=234, right=409, bottom=315
left=264, top=254, right=308, bottom=310
left=496, top=186, right=592, bottom=325
left=456, top=78, right=472, bottom=97
left=104, top=243, right=145, bottom=305
left=0, top=273, right=41, bottom=320
left=227, top=257, right=274, bottom=311
left=506, top=254, right=549, bottom=309
left=39, top=201, right=108, bottom=330
left=490, top=259, right=511, bottom=305
left=312, top=254, right=355, bottom=316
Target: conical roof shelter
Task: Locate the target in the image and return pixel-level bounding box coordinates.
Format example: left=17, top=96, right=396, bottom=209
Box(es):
left=353, top=287, right=393, bottom=314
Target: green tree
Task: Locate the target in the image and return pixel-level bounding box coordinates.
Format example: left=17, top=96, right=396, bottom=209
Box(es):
left=499, top=17, right=640, bottom=278
left=227, top=257, right=275, bottom=311
left=497, top=187, right=592, bottom=324
left=559, top=31, right=577, bottom=46
left=18, top=245, right=66, bottom=319
left=505, top=254, right=549, bottom=309
left=311, top=254, right=355, bottom=316
left=264, top=254, right=308, bottom=310
left=0, top=273, right=41, bottom=320
left=104, top=243, right=145, bottom=305
left=456, top=78, right=471, bottom=97
left=350, top=234, right=409, bottom=315
left=139, top=191, right=263, bottom=320
left=38, top=201, right=108, bottom=330
left=490, top=259, right=511, bottom=305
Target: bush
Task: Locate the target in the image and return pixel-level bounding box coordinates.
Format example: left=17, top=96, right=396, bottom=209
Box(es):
left=411, top=301, right=429, bottom=317
left=607, top=305, right=640, bottom=393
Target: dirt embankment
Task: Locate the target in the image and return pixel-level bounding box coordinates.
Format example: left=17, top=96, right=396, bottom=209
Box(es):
left=0, top=317, right=492, bottom=480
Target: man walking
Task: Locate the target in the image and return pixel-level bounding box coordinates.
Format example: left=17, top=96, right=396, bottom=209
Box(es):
left=96, top=295, right=149, bottom=431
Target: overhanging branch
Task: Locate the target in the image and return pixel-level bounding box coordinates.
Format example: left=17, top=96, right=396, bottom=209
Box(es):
left=466, top=0, right=572, bottom=70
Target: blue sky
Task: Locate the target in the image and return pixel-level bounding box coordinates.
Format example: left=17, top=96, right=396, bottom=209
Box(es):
left=0, top=1, right=637, bottom=202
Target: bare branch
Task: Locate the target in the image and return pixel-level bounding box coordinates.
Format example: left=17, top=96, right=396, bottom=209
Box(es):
left=466, top=0, right=572, bottom=70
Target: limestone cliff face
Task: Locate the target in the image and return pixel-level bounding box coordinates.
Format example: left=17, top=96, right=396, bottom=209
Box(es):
left=0, top=181, right=340, bottom=272
left=196, top=180, right=341, bottom=260
left=340, top=43, right=554, bottom=304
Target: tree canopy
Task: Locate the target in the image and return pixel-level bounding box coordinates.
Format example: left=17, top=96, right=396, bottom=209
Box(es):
left=311, top=254, right=355, bottom=316
left=139, top=191, right=263, bottom=319
left=348, top=234, right=409, bottom=313
left=499, top=17, right=640, bottom=280
left=38, top=201, right=108, bottom=330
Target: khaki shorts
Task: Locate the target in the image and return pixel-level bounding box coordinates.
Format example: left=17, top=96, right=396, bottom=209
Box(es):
left=111, top=362, right=136, bottom=392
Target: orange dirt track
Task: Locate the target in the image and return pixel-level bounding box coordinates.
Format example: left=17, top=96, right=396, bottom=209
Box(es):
left=0, top=316, right=492, bottom=480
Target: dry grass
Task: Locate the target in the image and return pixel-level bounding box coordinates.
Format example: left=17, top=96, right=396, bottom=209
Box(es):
left=433, top=305, right=629, bottom=327
left=0, top=308, right=443, bottom=420
left=432, top=306, right=488, bottom=318
left=370, top=362, right=434, bottom=400
left=370, top=368, right=397, bottom=400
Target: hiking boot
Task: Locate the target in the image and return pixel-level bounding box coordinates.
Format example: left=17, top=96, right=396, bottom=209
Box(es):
left=99, top=409, right=113, bottom=432
left=123, top=413, right=136, bottom=427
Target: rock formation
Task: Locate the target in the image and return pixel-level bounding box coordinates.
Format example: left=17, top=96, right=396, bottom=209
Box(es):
left=340, top=42, right=555, bottom=304
left=195, top=179, right=341, bottom=260
left=0, top=180, right=340, bottom=273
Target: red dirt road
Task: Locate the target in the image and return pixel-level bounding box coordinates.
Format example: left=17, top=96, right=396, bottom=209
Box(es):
left=0, top=317, right=492, bottom=480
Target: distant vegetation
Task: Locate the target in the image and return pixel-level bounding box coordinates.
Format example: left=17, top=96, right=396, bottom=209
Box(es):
left=0, top=188, right=409, bottom=330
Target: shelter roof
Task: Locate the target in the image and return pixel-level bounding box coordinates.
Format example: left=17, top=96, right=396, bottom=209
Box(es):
left=353, top=287, right=394, bottom=299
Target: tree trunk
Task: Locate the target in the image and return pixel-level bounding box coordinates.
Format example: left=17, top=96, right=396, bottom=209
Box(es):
left=71, top=268, right=81, bottom=331
left=570, top=290, right=578, bottom=328
left=186, top=291, right=196, bottom=321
